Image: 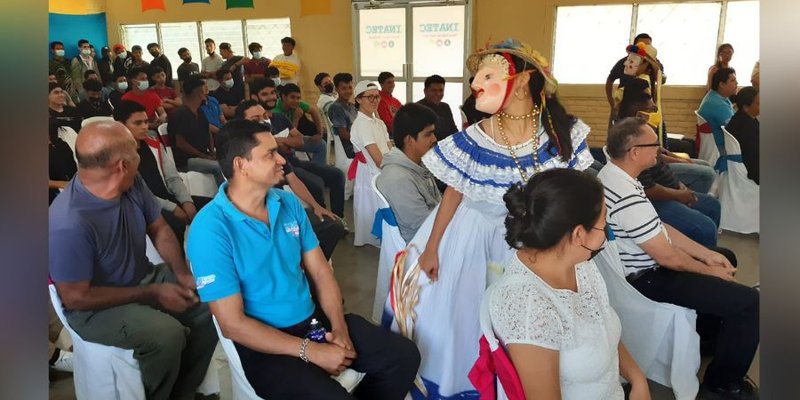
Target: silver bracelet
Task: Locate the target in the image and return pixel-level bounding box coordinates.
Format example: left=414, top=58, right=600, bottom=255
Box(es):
left=299, top=338, right=311, bottom=363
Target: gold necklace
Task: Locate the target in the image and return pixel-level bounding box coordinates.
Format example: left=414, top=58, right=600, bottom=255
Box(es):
left=496, top=107, right=541, bottom=183
left=499, top=109, right=538, bottom=120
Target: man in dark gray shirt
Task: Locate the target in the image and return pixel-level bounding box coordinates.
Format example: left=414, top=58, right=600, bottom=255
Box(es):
left=49, top=121, right=217, bottom=400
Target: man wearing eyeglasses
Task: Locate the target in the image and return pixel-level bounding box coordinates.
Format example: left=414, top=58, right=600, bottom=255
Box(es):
left=597, top=117, right=759, bottom=400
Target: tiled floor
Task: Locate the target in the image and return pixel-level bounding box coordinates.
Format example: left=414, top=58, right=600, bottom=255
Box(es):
left=49, top=198, right=760, bottom=399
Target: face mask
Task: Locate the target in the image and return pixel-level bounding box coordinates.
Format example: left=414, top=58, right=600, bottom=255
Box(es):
left=638, top=110, right=662, bottom=129
left=137, top=80, right=149, bottom=91
left=323, top=83, right=334, bottom=94
left=581, top=241, right=606, bottom=261
left=117, top=81, right=128, bottom=91
left=272, top=78, right=281, bottom=87
left=223, top=79, right=234, bottom=89
left=81, top=49, right=91, bottom=56
left=252, top=52, right=261, bottom=59
left=54, top=49, right=65, bottom=57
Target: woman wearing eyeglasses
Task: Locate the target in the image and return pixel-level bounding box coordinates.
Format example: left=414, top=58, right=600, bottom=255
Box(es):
left=483, top=168, right=649, bottom=400
left=349, top=80, right=394, bottom=247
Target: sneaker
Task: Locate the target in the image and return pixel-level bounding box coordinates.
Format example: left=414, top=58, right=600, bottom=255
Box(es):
left=50, top=349, right=74, bottom=373
left=699, top=377, right=759, bottom=400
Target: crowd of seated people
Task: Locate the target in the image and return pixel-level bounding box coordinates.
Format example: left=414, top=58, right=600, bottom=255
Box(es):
left=48, top=31, right=760, bottom=400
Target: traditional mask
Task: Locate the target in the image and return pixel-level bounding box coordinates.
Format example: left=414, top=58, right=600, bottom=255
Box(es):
left=471, top=53, right=519, bottom=114
left=623, top=54, right=644, bottom=76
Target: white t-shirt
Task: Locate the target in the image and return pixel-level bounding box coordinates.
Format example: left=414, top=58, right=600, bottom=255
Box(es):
left=272, top=52, right=301, bottom=85
left=201, top=53, right=224, bottom=91
left=486, top=254, right=624, bottom=400
left=350, top=111, right=391, bottom=168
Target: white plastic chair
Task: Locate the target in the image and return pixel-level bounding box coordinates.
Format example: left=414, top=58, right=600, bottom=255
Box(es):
left=370, top=173, right=407, bottom=323
left=332, top=134, right=354, bottom=200
left=212, top=316, right=365, bottom=399
left=694, top=111, right=720, bottom=168
left=351, top=146, right=381, bottom=248
left=178, top=171, right=219, bottom=198
left=717, top=127, right=759, bottom=233
left=81, top=116, right=115, bottom=128
left=594, top=240, right=701, bottom=400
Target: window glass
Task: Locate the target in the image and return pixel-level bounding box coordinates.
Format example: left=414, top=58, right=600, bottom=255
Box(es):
left=201, top=20, right=246, bottom=57
left=121, top=24, right=158, bottom=63
left=159, top=22, right=201, bottom=78
left=723, top=0, right=760, bottom=84
left=245, top=18, right=292, bottom=60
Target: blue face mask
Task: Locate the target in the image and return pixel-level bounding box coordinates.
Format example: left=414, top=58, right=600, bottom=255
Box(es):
left=117, top=81, right=128, bottom=91
left=137, top=80, right=149, bottom=91
left=54, top=49, right=65, bottom=57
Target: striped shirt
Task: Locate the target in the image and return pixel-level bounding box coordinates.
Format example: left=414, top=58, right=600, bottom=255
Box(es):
left=597, top=160, right=670, bottom=276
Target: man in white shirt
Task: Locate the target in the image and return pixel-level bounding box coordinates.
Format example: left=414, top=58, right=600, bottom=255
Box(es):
left=201, top=38, right=224, bottom=92
left=271, top=37, right=301, bottom=85
left=597, top=117, right=759, bottom=400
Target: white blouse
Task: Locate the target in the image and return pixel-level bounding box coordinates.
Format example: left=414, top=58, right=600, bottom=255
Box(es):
left=486, top=253, right=624, bottom=400
left=351, top=111, right=391, bottom=165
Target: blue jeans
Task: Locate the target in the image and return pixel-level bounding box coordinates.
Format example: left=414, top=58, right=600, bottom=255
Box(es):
left=652, top=192, right=721, bottom=247
left=299, top=136, right=328, bottom=165
left=669, top=159, right=715, bottom=193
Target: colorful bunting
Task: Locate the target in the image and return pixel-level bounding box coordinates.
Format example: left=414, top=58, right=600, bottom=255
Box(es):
left=300, top=0, right=331, bottom=17
left=141, top=0, right=166, bottom=12
left=183, top=0, right=211, bottom=4
left=226, top=0, right=254, bottom=9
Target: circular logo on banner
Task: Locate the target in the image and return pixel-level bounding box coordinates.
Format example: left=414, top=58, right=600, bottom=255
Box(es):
left=388, top=40, right=395, bottom=48
left=445, top=39, right=451, bottom=47
left=436, top=39, right=443, bottom=47
left=374, top=41, right=380, bottom=48
left=381, top=41, right=388, bottom=48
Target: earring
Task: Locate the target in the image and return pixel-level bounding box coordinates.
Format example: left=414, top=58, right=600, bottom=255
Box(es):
left=515, top=88, right=527, bottom=99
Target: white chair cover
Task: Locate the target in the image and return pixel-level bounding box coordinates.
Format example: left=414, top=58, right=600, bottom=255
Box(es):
left=332, top=134, right=354, bottom=200
left=49, top=284, right=146, bottom=400
left=477, top=290, right=512, bottom=400
left=178, top=171, right=218, bottom=198
left=157, top=123, right=170, bottom=146
left=370, top=173, right=407, bottom=323
left=594, top=240, right=700, bottom=400
left=352, top=149, right=381, bottom=248
left=695, top=111, right=720, bottom=168
left=81, top=116, right=115, bottom=128
left=717, top=127, right=759, bottom=233
left=57, top=125, right=79, bottom=166
left=211, top=316, right=365, bottom=400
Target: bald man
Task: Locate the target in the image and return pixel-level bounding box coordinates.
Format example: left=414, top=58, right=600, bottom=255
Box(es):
left=48, top=121, right=218, bottom=400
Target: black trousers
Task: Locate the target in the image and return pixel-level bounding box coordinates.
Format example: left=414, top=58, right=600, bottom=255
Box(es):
left=305, top=208, right=346, bottom=260
left=234, top=313, right=421, bottom=400
left=629, top=246, right=759, bottom=387
left=292, top=158, right=346, bottom=218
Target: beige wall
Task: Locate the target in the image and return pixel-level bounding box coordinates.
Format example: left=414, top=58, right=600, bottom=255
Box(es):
left=103, top=0, right=707, bottom=143
left=105, top=0, right=354, bottom=101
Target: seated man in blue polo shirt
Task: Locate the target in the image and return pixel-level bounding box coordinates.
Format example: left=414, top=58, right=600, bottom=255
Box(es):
left=187, top=120, right=421, bottom=400
left=49, top=121, right=218, bottom=400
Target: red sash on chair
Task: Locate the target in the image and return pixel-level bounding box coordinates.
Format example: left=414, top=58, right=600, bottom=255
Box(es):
left=347, top=151, right=366, bottom=181
left=694, top=121, right=711, bottom=157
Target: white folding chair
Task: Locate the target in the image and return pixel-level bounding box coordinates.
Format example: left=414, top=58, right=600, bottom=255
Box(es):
left=157, top=123, right=170, bottom=146
left=694, top=111, right=720, bottom=168
left=332, top=134, right=354, bottom=200
left=212, top=317, right=365, bottom=400
left=57, top=126, right=79, bottom=165
left=717, top=126, right=759, bottom=233
left=81, top=116, right=115, bottom=128
left=594, top=241, right=701, bottom=400
left=178, top=171, right=219, bottom=198
left=370, top=173, right=407, bottom=323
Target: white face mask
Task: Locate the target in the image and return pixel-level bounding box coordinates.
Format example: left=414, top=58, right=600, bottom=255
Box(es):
left=252, top=51, right=261, bottom=59
left=223, top=79, right=234, bottom=89
left=117, top=81, right=128, bottom=91
left=272, top=78, right=281, bottom=87
left=137, top=80, right=149, bottom=91
left=81, top=48, right=91, bottom=56
left=54, top=49, right=65, bottom=57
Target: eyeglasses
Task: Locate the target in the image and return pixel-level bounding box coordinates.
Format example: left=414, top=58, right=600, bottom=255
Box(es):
left=362, top=95, right=380, bottom=102
left=627, top=142, right=660, bottom=151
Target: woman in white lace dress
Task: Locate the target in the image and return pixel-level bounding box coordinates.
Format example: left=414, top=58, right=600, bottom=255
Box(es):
left=485, top=168, right=649, bottom=400
left=383, top=39, right=594, bottom=398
